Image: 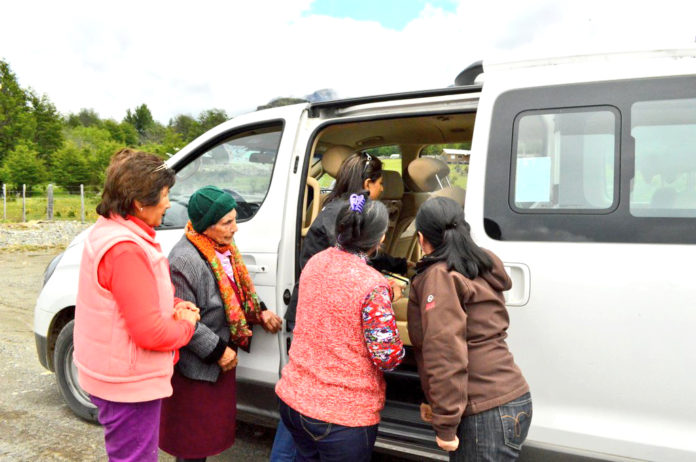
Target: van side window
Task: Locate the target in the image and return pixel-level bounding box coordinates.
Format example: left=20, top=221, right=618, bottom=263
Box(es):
left=161, top=124, right=283, bottom=228
left=512, top=109, right=617, bottom=211
left=631, top=98, right=696, bottom=217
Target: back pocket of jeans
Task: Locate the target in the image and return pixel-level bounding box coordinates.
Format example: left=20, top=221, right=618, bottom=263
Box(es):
left=300, top=414, right=333, bottom=441
left=498, top=396, right=532, bottom=450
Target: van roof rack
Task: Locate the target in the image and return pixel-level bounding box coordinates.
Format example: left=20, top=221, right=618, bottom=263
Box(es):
left=455, top=60, right=483, bottom=86
left=308, top=84, right=481, bottom=118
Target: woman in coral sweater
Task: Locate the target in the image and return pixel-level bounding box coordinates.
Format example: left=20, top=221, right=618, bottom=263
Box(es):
left=275, top=193, right=405, bottom=461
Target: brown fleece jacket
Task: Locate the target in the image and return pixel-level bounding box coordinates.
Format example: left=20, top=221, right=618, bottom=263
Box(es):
left=407, top=250, right=529, bottom=441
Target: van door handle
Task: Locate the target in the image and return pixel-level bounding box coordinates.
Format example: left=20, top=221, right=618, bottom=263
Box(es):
left=246, top=265, right=267, bottom=273
left=503, top=263, right=530, bottom=306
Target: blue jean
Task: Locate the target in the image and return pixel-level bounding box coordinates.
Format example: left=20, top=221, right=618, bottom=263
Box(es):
left=450, top=392, right=532, bottom=462
left=278, top=400, right=378, bottom=462
left=270, top=418, right=297, bottom=462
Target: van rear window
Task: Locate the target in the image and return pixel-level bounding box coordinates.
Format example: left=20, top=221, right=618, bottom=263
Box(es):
left=630, top=98, right=696, bottom=218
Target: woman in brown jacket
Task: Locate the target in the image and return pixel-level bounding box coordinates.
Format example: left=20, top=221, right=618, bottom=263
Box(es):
left=407, top=197, right=531, bottom=461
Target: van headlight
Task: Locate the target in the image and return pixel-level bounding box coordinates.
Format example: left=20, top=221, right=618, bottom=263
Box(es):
left=43, top=252, right=64, bottom=287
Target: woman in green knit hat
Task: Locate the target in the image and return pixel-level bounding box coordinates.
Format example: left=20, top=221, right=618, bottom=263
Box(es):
left=160, top=185, right=282, bottom=462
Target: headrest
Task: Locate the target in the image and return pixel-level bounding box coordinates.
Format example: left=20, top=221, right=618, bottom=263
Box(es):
left=406, top=157, right=450, bottom=192
left=321, top=145, right=353, bottom=177
left=431, top=185, right=466, bottom=206
left=380, top=170, right=404, bottom=200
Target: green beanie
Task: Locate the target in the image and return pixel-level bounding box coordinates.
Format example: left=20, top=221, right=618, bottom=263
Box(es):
left=188, top=186, right=237, bottom=233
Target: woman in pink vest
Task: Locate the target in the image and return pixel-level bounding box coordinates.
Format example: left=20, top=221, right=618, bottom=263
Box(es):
left=73, top=149, right=199, bottom=462
left=275, top=193, right=405, bottom=461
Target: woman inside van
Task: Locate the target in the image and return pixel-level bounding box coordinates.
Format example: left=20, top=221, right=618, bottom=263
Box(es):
left=275, top=193, right=405, bottom=461
left=408, top=197, right=532, bottom=461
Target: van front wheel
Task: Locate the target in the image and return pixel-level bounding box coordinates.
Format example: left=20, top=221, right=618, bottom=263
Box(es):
left=54, top=320, right=99, bottom=423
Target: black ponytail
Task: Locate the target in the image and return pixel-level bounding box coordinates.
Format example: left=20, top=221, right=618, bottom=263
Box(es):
left=335, top=191, right=389, bottom=254
left=415, top=197, right=492, bottom=278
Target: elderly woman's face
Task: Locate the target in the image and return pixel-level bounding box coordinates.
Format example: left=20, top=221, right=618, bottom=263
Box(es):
left=203, top=209, right=238, bottom=246
left=134, top=187, right=170, bottom=228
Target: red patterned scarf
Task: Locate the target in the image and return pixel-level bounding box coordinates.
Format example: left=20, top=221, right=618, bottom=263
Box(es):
left=185, top=221, right=263, bottom=348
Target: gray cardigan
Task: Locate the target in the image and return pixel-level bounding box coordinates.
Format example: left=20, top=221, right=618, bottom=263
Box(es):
left=168, top=235, right=234, bottom=383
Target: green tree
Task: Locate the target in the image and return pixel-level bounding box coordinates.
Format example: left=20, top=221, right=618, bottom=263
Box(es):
left=197, top=109, right=228, bottom=135
left=169, top=114, right=200, bottom=142
left=27, top=91, right=64, bottom=165
left=103, top=119, right=139, bottom=146
left=64, top=125, right=121, bottom=188
left=51, top=141, right=92, bottom=191
left=124, top=104, right=155, bottom=136
left=2, top=142, right=46, bottom=190
left=65, top=108, right=102, bottom=128
left=0, top=60, right=33, bottom=164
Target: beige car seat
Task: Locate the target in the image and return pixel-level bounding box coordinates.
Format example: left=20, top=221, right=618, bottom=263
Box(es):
left=302, top=145, right=354, bottom=232
left=391, top=157, right=453, bottom=259
left=380, top=170, right=404, bottom=253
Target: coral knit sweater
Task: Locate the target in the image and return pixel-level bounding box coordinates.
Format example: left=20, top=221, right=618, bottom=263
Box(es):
left=275, top=247, right=391, bottom=427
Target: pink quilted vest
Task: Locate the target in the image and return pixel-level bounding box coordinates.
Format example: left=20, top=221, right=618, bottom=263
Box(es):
left=275, top=247, right=390, bottom=427
left=73, top=215, right=176, bottom=403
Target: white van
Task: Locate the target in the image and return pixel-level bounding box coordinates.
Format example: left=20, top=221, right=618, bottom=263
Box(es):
left=34, top=48, right=696, bottom=461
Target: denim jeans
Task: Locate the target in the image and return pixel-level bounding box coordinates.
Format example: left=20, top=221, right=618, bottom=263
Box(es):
left=278, top=400, right=378, bottom=462
left=450, top=392, right=532, bottom=462
left=270, top=418, right=297, bottom=462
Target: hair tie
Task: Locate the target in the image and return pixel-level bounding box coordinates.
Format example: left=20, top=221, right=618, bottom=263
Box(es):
left=445, top=221, right=457, bottom=230
left=349, top=193, right=366, bottom=213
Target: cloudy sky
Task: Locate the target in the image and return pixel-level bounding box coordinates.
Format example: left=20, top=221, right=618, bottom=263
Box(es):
left=2, top=0, right=695, bottom=123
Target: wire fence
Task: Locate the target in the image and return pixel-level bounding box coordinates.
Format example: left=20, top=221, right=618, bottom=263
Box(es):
left=1, top=184, right=101, bottom=223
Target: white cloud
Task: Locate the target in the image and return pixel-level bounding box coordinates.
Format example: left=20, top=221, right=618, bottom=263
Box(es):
left=2, top=0, right=695, bottom=123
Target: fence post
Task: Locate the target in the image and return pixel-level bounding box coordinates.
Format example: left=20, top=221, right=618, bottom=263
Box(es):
left=80, top=184, right=85, bottom=224
left=2, top=184, right=5, bottom=221
left=22, top=184, right=26, bottom=222
left=47, top=184, right=54, bottom=220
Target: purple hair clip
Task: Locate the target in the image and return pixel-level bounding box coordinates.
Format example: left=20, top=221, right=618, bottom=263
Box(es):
left=349, top=193, right=366, bottom=213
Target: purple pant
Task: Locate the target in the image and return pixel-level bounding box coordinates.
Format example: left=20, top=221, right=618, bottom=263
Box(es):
left=90, top=395, right=161, bottom=462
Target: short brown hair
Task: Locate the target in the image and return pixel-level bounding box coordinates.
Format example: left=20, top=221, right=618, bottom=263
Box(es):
left=96, top=148, right=176, bottom=218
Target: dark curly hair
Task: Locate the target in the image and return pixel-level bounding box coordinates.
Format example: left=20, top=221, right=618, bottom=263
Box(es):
left=96, top=148, right=175, bottom=218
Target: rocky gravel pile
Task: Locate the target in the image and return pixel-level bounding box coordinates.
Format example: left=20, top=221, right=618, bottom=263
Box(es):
left=0, top=221, right=92, bottom=251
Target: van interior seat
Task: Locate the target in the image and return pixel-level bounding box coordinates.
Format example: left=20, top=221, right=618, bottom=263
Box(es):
left=380, top=170, right=404, bottom=252
left=390, top=156, right=452, bottom=259
left=303, top=145, right=354, bottom=230
left=392, top=296, right=411, bottom=346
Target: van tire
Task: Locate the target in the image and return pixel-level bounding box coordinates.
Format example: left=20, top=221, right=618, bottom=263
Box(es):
left=54, top=320, right=99, bottom=423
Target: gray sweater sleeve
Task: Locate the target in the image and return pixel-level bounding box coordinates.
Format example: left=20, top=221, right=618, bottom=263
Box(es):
left=170, top=254, right=224, bottom=361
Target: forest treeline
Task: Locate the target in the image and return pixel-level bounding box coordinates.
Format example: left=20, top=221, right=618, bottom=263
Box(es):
left=0, top=59, right=306, bottom=193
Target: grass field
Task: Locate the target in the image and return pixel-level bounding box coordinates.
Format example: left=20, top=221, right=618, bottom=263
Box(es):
left=1, top=193, right=101, bottom=223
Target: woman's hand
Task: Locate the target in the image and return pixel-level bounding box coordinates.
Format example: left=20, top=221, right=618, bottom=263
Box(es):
left=436, top=435, right=459, bottom=452
left=176, top=307, right=199, bottom=326
left=217, top=346, right=238, bottom=372
left=174, top=301, right=200, bottom=322
left=420, top=403, right=433, bottom=422
left=260, top=311, right=282, bottom=333
left=388, top=279, right=405, bottom=301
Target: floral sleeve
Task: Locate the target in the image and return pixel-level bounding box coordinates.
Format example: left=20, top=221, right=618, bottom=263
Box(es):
left=362, top=286, right=405, bottom=371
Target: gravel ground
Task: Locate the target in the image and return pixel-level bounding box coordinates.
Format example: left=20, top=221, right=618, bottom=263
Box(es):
left=0, top=221, right=91, bottom=251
